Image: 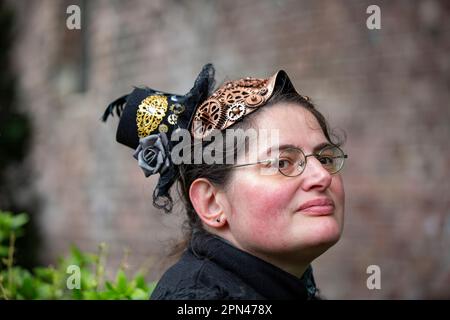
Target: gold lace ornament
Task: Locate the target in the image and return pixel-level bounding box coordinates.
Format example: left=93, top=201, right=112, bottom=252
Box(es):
left=136, top=95, right=168, bottom=138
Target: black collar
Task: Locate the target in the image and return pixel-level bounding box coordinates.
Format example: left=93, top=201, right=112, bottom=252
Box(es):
left=189, top=232, right=318, bottom=300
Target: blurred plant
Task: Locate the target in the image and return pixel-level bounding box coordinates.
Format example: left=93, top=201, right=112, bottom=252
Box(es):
left=0, top=210, right=156, bottom=300
left=0, top=0, right=39, bottom=271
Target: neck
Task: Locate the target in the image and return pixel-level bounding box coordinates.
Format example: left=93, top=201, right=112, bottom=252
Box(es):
left=249, top=250, right=311, bottom=279
left=216, top=231, right=313, bottom=279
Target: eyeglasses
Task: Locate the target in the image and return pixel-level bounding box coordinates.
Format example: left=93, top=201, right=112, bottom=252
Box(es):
left=230, top=144, right=348, bottom=177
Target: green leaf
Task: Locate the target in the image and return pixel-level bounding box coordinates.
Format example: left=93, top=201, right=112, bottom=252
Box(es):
left=130, top=288, right=149, bottom=300
left=100, top=291, right=120, bottom=300
left=33, top=267, right=56, bottom=283
left=0, top=246, right=8, bottom=257
left=82, top=291, right=99, bottom=300
left=104, top=281, right=115, bottom=292
left=116, top=270, right=128, bottom=294
left=10, top=213, right=28, bottom=230
left=0, top=230, right=7, bottom=243
left=36, top=283, right=53, bottom=299
left=133, top=274, right=148, bottom=290
left=17, top=274, right=36, bottom=299
left=71, top=288, right=84, bottom=300
left=68, top=245, right=86, bottom=266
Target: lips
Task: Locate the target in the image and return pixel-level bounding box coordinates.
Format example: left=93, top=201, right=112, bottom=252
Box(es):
left=297, top=197, right=335, bottom=216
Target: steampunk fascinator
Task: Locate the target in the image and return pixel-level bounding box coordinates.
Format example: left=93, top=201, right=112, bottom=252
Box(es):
left=102, top=64, right=216, bottom=212
left=103, top=63, right=301, bottom=213
left=190, top=69, right=300, bottom=140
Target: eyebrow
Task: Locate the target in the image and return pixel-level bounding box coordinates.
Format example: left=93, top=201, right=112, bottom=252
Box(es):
left=264, top=142, right=333, bottom=156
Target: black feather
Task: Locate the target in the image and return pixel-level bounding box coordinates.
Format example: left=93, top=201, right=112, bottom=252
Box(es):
left=102, top=94, right=129, bottom=122
left=184, top=64, right=216, bottom=128
left=188, top=63, right=216, bottom=100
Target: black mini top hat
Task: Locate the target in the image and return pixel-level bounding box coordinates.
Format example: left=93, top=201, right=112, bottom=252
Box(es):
left=102, top=64, right=215, bottom=212
left=103, top=64, right=216, bottom=150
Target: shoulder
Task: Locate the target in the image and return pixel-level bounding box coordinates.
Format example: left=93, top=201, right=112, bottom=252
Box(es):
left=150, top=250, right=259, bottom=300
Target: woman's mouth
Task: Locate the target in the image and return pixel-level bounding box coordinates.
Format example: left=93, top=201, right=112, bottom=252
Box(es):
left=297, top=197, right=335, bottom=216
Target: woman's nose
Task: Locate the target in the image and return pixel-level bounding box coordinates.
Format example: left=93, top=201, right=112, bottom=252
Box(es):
left=299, top=157, right=332, bottom=191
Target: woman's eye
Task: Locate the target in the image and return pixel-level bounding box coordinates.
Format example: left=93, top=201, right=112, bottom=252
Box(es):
left=319, top=156, right=334, bottom=165
left=278, top=159, right=293, bottom=169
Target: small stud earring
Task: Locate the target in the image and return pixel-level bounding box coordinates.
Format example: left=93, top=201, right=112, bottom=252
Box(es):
left=216, top=218, right=221, bottom=223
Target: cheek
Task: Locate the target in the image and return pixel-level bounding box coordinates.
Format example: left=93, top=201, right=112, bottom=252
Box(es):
left=230, top=178, right=295, bottom=235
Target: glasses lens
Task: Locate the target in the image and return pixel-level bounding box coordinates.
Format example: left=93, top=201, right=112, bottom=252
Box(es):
left=317, top=145, right=345, bottom=174
left=278, top=148, right=306, bottom=176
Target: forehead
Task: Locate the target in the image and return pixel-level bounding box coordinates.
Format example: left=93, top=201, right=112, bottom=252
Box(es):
left=253, top=103, right=328, bottom=151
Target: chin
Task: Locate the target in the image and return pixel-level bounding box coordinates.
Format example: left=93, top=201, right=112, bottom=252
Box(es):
left=299, top=216, right=343, bottom=250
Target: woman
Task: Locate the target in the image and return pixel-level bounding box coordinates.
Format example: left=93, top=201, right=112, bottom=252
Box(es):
left=103, top=64, right=347, bottom=300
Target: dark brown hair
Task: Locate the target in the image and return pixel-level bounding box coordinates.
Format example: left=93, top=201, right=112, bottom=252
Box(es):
left=166, top=90, right=344, bottom=257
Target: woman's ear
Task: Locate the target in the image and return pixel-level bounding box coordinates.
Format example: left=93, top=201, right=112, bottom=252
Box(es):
left=189, top=178, right=227, bottom=228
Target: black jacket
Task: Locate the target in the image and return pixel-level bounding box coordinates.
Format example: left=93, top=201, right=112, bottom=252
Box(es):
left=150, top=232, right=318, bottom=300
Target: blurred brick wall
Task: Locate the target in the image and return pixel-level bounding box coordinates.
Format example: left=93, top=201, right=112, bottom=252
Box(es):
left=7, top=0, right=450, bottom=298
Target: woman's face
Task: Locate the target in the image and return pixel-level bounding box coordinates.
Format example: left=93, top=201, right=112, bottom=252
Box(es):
left=222, top=103, right=345, bottom=264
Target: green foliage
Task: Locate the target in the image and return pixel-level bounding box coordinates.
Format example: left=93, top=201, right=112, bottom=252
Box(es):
left=0, top=210, right=156, bottom=300
left=0, top=211, right=28, bottom=257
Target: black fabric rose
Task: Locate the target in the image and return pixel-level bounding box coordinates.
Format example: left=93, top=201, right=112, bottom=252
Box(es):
left=133, top=133, right=171, bottom=177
